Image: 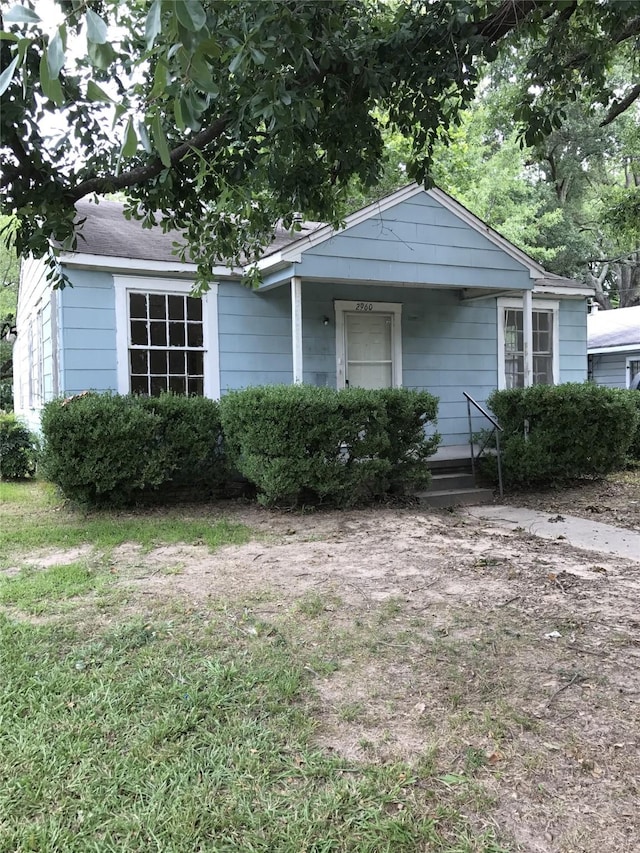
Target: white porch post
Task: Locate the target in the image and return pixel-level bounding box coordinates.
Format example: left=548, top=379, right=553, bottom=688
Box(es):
left=523, top=288, right=534, bottom=387
left=291, top=276, right=303, bottom=384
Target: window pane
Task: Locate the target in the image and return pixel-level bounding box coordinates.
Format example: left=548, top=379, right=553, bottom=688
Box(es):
left=150, top=350, right=167, bottom=375
left=505, top=356, right=524, bottom=389
left=129, top=293, right=147, bottom=319
left=130, top=320, right=148, bottom=346
left=169, top=376, right=186, bottom=394
left=149, top=294, right=166, bottom=319
left=150, top=322, right=167, bottom=346
left=130, top=350, right=148, bottom=375
left=187, top=323, right=203, bottom=347
left=131, top=375, right=148, bottom=395
left=187, top=351, right=203, bottom=376
left=168, top=295, right=185, bottom=320
left=150, top=376, right=168, bottom=396
left=169, top=321, right=186, bottom=347
left=169, top=351, right=186, bottom=374
left=187, top=297, right=202, bottom=321
left=188, top=377, right=204, bottom=396
left=534, top=355, right=553, bottom=385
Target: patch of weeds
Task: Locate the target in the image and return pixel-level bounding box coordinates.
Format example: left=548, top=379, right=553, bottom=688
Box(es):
left=295, top=591, right=328, bottom=617
left=337, top=701, right=366, bottom=723
left=0, top=561, right=99, bottom=614
left=464, top=746, right=487, bottom=774
left=377, top=596, right=404, bottom=623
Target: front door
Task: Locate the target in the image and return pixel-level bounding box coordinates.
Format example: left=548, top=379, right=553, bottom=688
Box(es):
left=335, top=300, right=402, bottom=389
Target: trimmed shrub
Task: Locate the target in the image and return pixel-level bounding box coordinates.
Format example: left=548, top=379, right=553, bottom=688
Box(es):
left=0, top=414, right=38, bottom=479
left=626, top=390, right=640, bottom=461
left=219, top=384, right=439, bottom=507
left=486, top=383, right=639, bottom=488
left=40, top=392, right=226, bottom=506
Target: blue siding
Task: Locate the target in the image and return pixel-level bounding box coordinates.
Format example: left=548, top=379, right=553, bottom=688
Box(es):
left=219, top=282, right=589, bottom=445
left=559, top=300, right=588, bottom=382
left=218, top=283, right=293, bottom=391
left=59, top=269, right=118, bottom=395
left=292, top=194, right=533, bottom=290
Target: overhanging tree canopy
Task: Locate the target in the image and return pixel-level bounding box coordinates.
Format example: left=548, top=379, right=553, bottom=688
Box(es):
left=1, top=0, right=639, bottom=287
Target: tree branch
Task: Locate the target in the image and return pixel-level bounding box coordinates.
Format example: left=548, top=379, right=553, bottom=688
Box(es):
left=600, top=84, right=640, bottom=127
left=65, top=116, right=229, bottom=203
left=475, top=0, right=542, bottom=42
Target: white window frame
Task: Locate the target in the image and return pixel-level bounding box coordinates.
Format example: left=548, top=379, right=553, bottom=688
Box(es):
left=627, top=356, right=640, bottom=389
left=114, top=276, right=220, bottom=399
left=335, top=300, right=402, bottom=390
left=497, top=297, right=560, bottom=390
left=28, top=305, right=44, bottom=408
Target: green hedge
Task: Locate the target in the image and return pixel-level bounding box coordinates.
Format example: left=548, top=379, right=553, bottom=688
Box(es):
left=486, top=383, right=639, bottom=488
left=627, top=391, right=640, bottom=461
left=219, top=385, right=439, bottom=507
left=40, top=393, right=226, bottom=506
left=0, top=414, right=38, bottom=480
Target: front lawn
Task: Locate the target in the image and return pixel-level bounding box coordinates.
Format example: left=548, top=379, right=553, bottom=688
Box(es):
left=0, top=482, right=506, bottom=853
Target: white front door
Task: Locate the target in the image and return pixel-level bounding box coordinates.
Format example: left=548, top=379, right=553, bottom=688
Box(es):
left=335, top=300, right=402, bottom=389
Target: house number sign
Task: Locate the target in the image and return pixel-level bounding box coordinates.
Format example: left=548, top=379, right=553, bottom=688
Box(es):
left=355, top=302, right=374, bottom=311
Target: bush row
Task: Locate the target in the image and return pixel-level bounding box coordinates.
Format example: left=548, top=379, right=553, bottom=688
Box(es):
left=39, top=386, right=440, bottom=507
left=486, top=383, right=640, bottom=488
left=0, top=413, right=38, bottom=480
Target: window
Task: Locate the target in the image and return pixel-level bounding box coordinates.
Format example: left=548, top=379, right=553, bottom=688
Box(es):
left=628, top=358, right=640, bottom=389
left=498, top=298, right=559, bottom=390
left=28, top=307, right=43, bottom=408
left=114, top=277, right=219, bottom=399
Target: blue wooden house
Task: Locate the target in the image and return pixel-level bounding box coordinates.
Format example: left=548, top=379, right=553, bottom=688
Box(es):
left=13, top=184, right=592, bottom=445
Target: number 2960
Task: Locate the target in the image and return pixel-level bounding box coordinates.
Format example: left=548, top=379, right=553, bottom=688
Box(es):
left=355, top=302, right=373, bottom=312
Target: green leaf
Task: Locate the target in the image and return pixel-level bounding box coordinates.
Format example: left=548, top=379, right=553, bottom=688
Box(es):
left=38, top=52, right=63, bottom=104
left=229, top=51, right=243, bottom=75
left=46, top=30, right=65, bottom=79
left=137, top=120, right=152, bottom=153
left=3, top=5, right=41, bottom=24
left=86, top=80, right=113, bottom=102
left=151, top=115, right=171, bottom=168
left=85, top=9, right=108, bottom=45
left=149, top=60, right=170, bottom=99
left=175, top=0, right=206, bottom=33
left=145, top=0, right=162, bottom=49
left=174, top=97, right=185, bottom=132
left=87, top=40, right=115, bottom=71
left=121, top=118, right=138, bottom=158
left=249, top=46, right=266, bottom=66
left=0, top=55, right=19, bottom=96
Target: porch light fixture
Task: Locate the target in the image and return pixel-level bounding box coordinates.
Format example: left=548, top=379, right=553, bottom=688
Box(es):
left=0, top=320, right=17, bottom=344
left=322, top=316, right=330, bottom=326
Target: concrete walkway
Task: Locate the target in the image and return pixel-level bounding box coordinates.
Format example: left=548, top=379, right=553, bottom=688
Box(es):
left=466, top=505, right=640, bottom=562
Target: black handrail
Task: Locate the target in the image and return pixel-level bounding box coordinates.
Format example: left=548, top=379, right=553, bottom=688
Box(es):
left=463, top=391, right=504, bottom=498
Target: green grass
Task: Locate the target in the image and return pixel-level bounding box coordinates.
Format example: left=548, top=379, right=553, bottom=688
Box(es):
left=0, top=481, right=510, bottom=853
left=0, top=481, right=251, bottom=557
left=0, top=562, right=98, bottom=613
left=0, top=614, right=507, bottom=853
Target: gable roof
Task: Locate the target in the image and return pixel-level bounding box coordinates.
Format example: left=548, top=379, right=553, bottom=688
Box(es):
left=588, top=305, right=640, bottom=351
left=256, top=183, right=583, bottom=291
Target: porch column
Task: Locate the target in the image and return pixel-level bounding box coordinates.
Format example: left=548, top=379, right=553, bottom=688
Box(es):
left=523, top=288, right=534, bottom=387
left=291, top=276, right=303, bottom=384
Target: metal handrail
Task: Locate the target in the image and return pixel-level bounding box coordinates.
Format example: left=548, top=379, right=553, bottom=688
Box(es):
left=463, top=391, right=504, bottom=499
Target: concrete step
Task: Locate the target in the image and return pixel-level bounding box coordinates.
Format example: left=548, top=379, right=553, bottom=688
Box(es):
left=416, top=487, right=494, bottom=508
left=424, top=472, right=476, bottom=492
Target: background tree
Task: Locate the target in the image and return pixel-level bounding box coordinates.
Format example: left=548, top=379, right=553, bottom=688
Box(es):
left=1, top=0, right=639, bottom=289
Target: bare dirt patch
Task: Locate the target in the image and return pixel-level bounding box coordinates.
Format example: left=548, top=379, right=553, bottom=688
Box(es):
left=111, top=500, right=640, bottom=853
